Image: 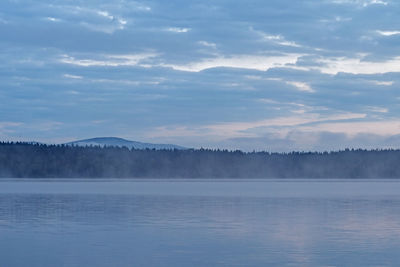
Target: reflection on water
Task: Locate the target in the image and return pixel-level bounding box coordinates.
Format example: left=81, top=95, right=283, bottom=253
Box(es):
left=1, top=181, right=400, bottom=266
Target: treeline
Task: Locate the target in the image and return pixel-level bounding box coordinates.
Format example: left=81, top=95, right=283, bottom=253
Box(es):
left=1, top=142, right=400, bottom=178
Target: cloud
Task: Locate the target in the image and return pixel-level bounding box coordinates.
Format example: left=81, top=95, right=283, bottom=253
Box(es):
left=263, top=78, right=315, bottom=93
left=42, top=5, right=129, bottom=34
left=366, top=0, right=389, bottom=6
left=369, top=80, right=394, bottom=86
left=285, top=81, right=315, bottom=93
left=262, top=34, right=301, bottom=47
left=251, top=27, right=302, bottom=48
left=32, top=121, right=64, bottom=131
left=226, top=131, right=400, bottom=152
left=60, top=53, right=157, bottom=67
left=298, top=120, right=400, bottom=137
left=330, top=0, right=389, bottom=7
left=97, top=10, right=114, bottom=20
left=141, top=113, right=400, bottom=151
left=314, top=55, right=400, bottom=75
left=96, top=10, right=127, bottom=27
left=366, top=106, right=388, bottom=113
left=257, top=98, right=282, bottom=104
left=166, top=27, right=191, bottom=33
left=148, top=117, right=400, bottom=152
left=80, top=21, right=125, bottom=34
left=256, top=100, right=326, bottom=113
left=3, top=0, right=400, bottom=151
left=87, top=78, right=161, bottom=86
left=198, top=41, right=217, bottom=49
left=45, top=17, right=61, bottom=22
left=161, top=54, right=303, bottom=72
left=0, top=122, right=23, bottom=133
left=376, top=30, right=400, bottom=36
left=63, top=74, right=83, bottom=79
left=147, top=112, right=367, bottom=140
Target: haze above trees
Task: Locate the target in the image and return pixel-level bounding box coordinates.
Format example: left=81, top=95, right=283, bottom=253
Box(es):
left=1, top=142, right=400, bottom=178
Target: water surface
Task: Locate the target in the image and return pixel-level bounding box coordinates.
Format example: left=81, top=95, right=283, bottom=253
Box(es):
left=1, top=179, right=400, bottom=266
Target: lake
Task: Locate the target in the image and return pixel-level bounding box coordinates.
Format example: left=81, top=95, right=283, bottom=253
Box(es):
left=1, top=179, right=400, bottom=266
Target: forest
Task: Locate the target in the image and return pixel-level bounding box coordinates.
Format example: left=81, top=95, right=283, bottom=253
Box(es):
left=1, top=142, right=400, bottom=178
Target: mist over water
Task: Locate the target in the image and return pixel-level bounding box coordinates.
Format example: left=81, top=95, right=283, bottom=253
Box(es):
left=1, top=180, right=400, bottom=266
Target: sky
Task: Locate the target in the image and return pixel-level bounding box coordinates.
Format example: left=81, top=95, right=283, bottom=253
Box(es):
left=1, top=0, right=400, bottom=151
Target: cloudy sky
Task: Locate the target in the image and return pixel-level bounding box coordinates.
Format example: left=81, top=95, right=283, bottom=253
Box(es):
left=1, top=0, right=400, bottom=151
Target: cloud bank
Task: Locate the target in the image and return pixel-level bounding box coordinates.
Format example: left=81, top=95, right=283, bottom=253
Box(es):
left=1, top=0, right=400, bottom=151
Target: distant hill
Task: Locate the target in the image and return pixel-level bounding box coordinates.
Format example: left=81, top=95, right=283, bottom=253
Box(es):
left=65, top=137, right=187, bottom=150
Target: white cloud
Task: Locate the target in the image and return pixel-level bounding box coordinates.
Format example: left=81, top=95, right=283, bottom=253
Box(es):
left=161, top=54, right=303, bottom=72
left=245, top=75, right=263, bottom=80
left=257, top=98, right=281, bottom=104
left=138, top=6, right=151, bottom=11
left=198, top=41, right=217, bottom=49
left=95, top=11, right=127, bottom=27
left=166, top=27, right=190, bottom=33
left=63, top=74, right=83, bottom=79
left=80, top=21, right=126, bottom=34
left=257, top=100, right=329, bottom=115
left=370, top=80, right=394, bottom=86
left=314, top=55, right=400, bottom=75
left=366, top=106, right=388, bottom=113
left=319, top=16, right=353, bottom=24
left=330, top=0, right=388, bottom=7
left=252, top=28, right=302, bottom=48
left=126, top=2, right=151, bottom=12
left=265, top=78, right=315, bottom=93
left=88, top=78, right=160, bottom=86
left=286, top=81, right=315, bottom=93
left=59, top=53, right=304, bottom=73
left=335, top=16, right=353, bottom=22
left=60, top=53, right=157, bottom=67
left=367, top=0, right=389, bottom=5
left=45, top=17, right=61, bottom=22
left=261, top=34, right=281, bottom=41
left=376, top=30, right=400, bottom=36
left=97, top=10, right=114, bottom=20
left=52, top=6, right=128, bottom=33
left=257, top=99, right=313, bottom=107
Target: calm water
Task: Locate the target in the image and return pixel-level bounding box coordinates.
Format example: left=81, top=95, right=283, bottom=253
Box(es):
left=1, top=179, right=400, bottom=266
